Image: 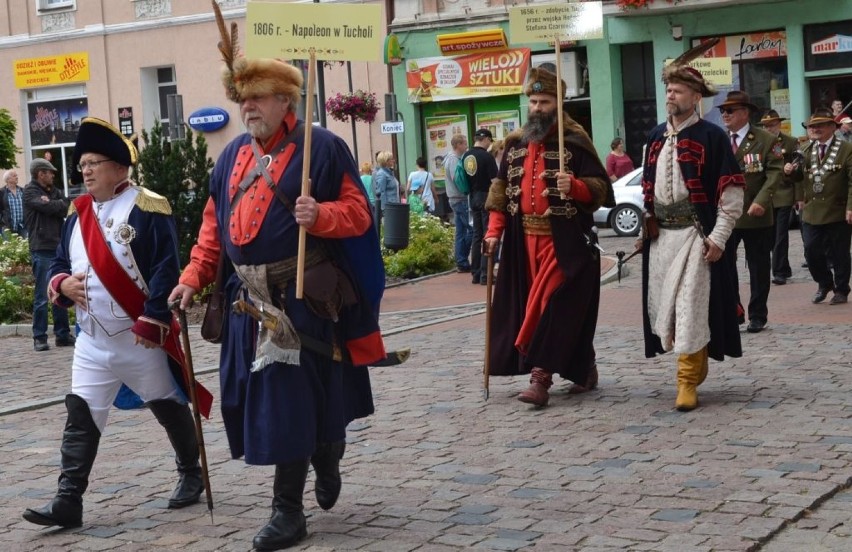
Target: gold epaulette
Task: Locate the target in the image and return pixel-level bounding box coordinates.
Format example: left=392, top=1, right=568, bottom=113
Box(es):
left=67, top=202, right=77, bottom=216
left=135, top=186, right=173, bottom=215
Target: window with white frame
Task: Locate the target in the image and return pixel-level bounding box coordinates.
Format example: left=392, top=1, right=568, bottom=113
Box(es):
left=38, top=0, right=75, bottom=11
left=156, top=67, right=177, bottom=122
left=140, top=65, right=178, bottom=132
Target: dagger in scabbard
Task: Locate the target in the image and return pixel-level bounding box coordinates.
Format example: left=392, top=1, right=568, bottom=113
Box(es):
left=231, top=299, right=410, bottom=367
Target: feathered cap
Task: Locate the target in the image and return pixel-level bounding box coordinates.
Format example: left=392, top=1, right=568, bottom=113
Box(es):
left=717, top=90, right=759, bottom=112
left=803, top=107, right=839, bottom=129
left=524, top=67, right=566, bottom=99
left=212, top=1, right=303, bottom=104
left=758, top=109, right=785, bottom=126
left=661, top=38, right=720, bottom=98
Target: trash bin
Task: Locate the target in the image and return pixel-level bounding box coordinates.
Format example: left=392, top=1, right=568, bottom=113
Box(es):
left=383, top=202, right=410, bottom=251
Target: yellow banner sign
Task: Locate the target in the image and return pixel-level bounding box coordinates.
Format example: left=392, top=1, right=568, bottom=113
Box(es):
left=14, top=52, right=90, bottom=89
left=246, top=2, right=383, bottom=61
left=664, top=56, right=733, bottom=86
left=509, top=2, right=603, bottom=44
left=437, top=29, right=508, bottom=55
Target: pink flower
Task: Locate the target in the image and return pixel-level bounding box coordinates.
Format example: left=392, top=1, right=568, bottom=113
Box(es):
left=325, top=90, right=380, bottom=124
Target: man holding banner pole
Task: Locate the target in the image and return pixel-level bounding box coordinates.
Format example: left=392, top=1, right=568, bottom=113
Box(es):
left=169, top=3, right=387, bottom=549
left=483, top=67, right=614, bottom=407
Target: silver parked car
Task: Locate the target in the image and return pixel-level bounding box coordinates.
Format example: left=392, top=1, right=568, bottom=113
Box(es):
left=594, top=167, right=644, bottom=237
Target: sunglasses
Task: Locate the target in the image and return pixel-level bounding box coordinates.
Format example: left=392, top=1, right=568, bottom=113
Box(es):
left=719, top=107, right=744, bottom=115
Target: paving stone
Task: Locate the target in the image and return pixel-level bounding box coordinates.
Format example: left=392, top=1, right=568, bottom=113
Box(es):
left=4, top=234, right=852, bottom=551
left=776, top=462, right=821, bottom=473
left=651, top=509, right=700, bottom=522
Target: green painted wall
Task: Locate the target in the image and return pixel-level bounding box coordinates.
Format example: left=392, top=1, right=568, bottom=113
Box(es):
left=606, top=0, right=846, bottom=131
left=391, top=0, right=845, bottom=175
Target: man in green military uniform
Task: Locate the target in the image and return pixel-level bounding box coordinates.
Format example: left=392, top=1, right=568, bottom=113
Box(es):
left=719, top=91, right=782, bottom=333
left=759, top=110, right=800, bottom=285
left=785, top=108, right=852, bottom=305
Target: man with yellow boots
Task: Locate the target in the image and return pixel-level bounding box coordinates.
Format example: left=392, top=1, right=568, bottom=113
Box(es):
left=640, top=40, right=745, bottom=411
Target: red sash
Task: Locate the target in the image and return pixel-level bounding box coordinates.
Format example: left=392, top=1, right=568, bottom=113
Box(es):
left=75, top=194, right=213, bottom=418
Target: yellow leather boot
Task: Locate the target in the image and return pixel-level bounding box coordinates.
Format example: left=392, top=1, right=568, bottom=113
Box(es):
left=696, top=347, right=709, bottom=385
left=675, top=348, right=706, bottom=411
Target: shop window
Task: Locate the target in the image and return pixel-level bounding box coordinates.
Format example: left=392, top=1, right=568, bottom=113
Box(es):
left=37, top=0, right=74, bottom=11
left=25, top=85, right=88, bottom=198
left=696, top=32, right=789, bottom=133
left=140, top=66, right=177, bottom=131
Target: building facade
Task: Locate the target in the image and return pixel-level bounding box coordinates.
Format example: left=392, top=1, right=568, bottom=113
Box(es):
left=0, top=0, right=393, bottom=197
left=389, top=0, right=850, bottom=177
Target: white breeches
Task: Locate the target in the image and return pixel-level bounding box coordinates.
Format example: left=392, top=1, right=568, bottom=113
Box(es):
left=71, top=326, right=181, bottom=432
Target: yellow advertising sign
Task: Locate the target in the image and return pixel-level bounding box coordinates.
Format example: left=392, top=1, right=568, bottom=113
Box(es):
left=246, top=2, right=383, bottom=61
left=437, top=29, right=508, bottom=55
left=14, top=52, right=90, bottom=89
left=664, top=57, right=733, bottom=86
left=509, top=2, right=603, bottom=44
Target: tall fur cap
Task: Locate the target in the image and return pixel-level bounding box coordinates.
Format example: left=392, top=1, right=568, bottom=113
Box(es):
left=524, top=67, right=567, bottom=98
left=661, top=38, right=721, bottom=98
left=213, top=1, right=303, bottom=103
left=223, top=57, right=304, bottom=104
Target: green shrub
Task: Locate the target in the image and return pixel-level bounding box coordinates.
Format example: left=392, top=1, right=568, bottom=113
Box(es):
left=0, top=233, right=34, bottom=323
left=134, top=121, right=213, bottom=267
left=382, top=212, right=454, bottom=279
left=0, top=233, right=77, bottom=325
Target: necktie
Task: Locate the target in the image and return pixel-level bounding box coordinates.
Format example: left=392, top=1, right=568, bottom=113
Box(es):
left=730, top=132, right=739, bottom=154
left=819, top=143, right=826, bottom=161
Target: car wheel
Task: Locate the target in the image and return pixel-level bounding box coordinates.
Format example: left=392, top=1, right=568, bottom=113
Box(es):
left=610, top=205, right=642, bottom=237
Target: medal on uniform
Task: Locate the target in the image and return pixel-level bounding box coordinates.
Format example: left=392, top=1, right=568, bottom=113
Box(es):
left=113, top=223, right=137, bottom=245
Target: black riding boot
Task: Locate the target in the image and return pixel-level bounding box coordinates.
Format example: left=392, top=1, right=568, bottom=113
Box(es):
left=148, top=399, right=202, bottom=509
left=23, top=394, right=101, bottom=528
left=253, top=460, right=309, bottom=551
left=310, top=440, right=345, bottom=510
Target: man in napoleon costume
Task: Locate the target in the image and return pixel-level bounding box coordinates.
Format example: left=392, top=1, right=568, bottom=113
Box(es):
left=169, top=3, right=386, bottom=550
left=641, top=39, right=745, bottom=411
left=22, top=117, right=213, bottom=528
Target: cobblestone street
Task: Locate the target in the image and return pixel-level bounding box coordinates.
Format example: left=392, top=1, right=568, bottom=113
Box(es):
left=1, top=230, right=850, bottom=551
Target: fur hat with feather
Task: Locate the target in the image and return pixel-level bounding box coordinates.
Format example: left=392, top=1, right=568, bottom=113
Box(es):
left=212, top=1, right=303, bottom=104
left=661, top=38, right=720, bottom=98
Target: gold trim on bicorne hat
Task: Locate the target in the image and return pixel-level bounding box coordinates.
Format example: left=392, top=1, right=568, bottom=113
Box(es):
left=212, top=1, right=303, bottom=104
left=758, top=109, right=785, bottom=126
left=523, top=67, right=566, bottom=98
left=71, top=117, right=138, bottom=184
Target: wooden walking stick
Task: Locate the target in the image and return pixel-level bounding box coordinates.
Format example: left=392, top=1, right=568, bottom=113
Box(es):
left=483, top=253, right=495, bottom=401
left=295, top=48, right=317, bottom=299
left=171, top=301, right=215, bottom=523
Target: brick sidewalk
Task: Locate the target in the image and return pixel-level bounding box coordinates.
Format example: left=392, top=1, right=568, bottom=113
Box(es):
left=2, top=229, right=851, bottom=551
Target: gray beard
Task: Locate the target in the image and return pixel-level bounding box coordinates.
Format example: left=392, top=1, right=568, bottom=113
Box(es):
left=523, top=111, right=557, bottom=143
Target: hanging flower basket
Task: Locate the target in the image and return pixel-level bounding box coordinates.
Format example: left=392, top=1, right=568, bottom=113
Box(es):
left=617, top=0, right=682, bottom=10
left=325, top=90, right=380, bottom=124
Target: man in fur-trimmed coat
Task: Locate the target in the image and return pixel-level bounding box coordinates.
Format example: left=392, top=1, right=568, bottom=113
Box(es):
left=483, top=67, right=614, bottom=408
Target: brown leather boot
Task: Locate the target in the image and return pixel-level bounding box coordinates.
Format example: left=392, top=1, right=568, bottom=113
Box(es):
left=568, top=364, right=599, bottom=394
left=517, top=367, right=553, bottom=407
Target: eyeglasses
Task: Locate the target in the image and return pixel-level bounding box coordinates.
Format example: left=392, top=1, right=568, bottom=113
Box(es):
left=719, top=107, right=744, bottom=115
left=77, top=159, right=112, bottom=172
